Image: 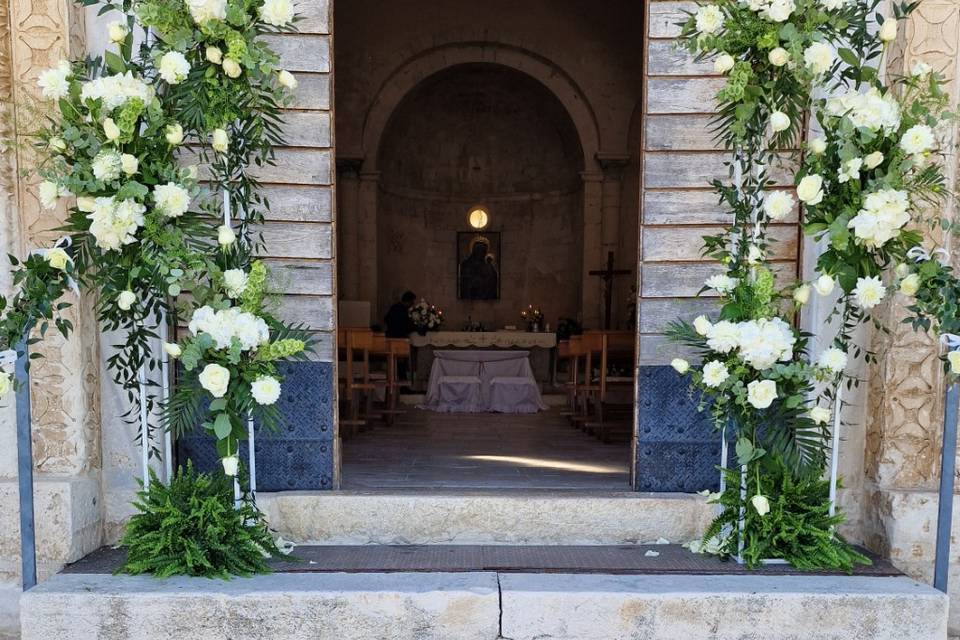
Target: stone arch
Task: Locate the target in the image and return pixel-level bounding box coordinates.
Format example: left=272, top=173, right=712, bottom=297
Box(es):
left=360, top=42, right=602, bottom=171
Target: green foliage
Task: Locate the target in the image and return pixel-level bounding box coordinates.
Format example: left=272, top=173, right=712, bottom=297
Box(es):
left=120, top=463, right=281, bottom=578
left=703, top=457, right=870, bottom=571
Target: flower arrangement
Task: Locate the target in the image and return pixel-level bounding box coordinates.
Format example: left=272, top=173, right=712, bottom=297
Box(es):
left=520, top=305, right=544, bottom=331
left=673, top=0, right=958, bottom=568
left=409, top=299, right=443, bottom=334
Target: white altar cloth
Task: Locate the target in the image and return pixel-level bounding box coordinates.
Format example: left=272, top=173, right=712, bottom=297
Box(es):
left=410, top=331, right=556, bottom=349
left=421, top=350, right=547, bottom=413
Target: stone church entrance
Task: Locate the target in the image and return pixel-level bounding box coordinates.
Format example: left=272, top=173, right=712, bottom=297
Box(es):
left=332, top=0, right=644, bottom=490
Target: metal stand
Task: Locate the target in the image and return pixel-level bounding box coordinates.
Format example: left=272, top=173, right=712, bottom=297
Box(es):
left=934, top=382, right=959, bottom=593
left=828, top=382, right=843, bottom=517
left=159, top=312, right=173, bottom=483
left=137, top=358, right=151, bottom=491
left=11, top=341, right=37, bottom=590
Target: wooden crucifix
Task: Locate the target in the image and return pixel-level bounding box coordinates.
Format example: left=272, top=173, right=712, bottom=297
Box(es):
left=589, top=251, right=632, bottom=330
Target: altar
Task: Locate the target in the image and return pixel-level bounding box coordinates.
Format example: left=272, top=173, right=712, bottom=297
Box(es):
left=409, top=331, right=558, bottom=387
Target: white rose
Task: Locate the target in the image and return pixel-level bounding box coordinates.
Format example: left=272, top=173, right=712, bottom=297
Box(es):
left=205, top=46, right=223, bottom=64
left=0, top=371, right=11, bottom=398
left=747, top=379, right=777, bottom=409
left=217, top=224, right=236, bottom=246
left=894, top=263, right=911, bottom=279
left=762, top=190, right=794, bottom=221
left=251, top=376, right=282, bottom=405
left=103, top=117, right=121, bottom=142
left=900, top=124, right=935, bottom=156
left=813, top=274, right=836, bottom=296
left=223, top=268, right=249, bottom=298
left=770, top=110, right=790, bottom=133
left=277, top=69, right=298, bottom=89
left=899, top=273, right=920, bottom=296
left=37, top=60, right=71, bottom=100
left=809, top=406, right=831, bottom=425
left=45, top=247, right=71, bottom=270
left=808, top=137, right=827, bottom=154
left=803, top=41, right=834, bottom=75
left=863, top=151, right=884, bottom=170
left=818, top=347, right=848, bottom=373
left=768, top=47, right=789, bottom=67
left=948, top=351, right=960, bottom=375
left=107, top=20, right=128, bottom=43
left=911, top=61, right=932, bottom=77
left=117, top=289, right=136, bottom=311
left=38, top=180, right=61, bottom=209
left=163, top=342, right=182, bottom=358
left=221, top=455, right=239, bottom=476
left=714, top=53, right=735, bottom=74
left=159, top=51, right=191, bottom=84
left=852, top=275, right=886, bottom=309
left=77, top=196, right=96, bottom=212
left=693, top=315, right=712, bottom=336
left=186, top=0, right=227, bottom=23
left=837, top=157, right=862, bottom=184
left=694, top=4, right=724, bottom=34
left=671, top=358, right=690, bottom=374
left=212, top=128, right=230, bottom=153
left=47, top=136, right=67, bottom=153
left=796, top=174, right=824, bottom=205
left=153, top=182, right=191, bottom=218
left=879, top=17, right=897, bottom=42
left=199, top=363, right=230, bottom=398
left=261, top=0, right=294, bottom=26
left=222, top=58, right=242, bottom=78
left=747, top=244, right=764, bottom=265
left=702, top=360, right=729, bottom=387
left=764, top=0, right=795, bottom=21
left=793, top=283, right=811, bottom=304
left=121, top=153, right=139, bottom=175
left=751, top=494, right=771, bottom=516
left=165, top=123, right=184, bottom=145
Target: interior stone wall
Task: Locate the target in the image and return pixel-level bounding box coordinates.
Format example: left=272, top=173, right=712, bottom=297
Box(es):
left=334, top=0, right=643, bottom=330
left=375, top=65, right=583, bottom=330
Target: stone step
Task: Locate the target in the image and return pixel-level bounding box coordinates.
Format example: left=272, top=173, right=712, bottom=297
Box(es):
left=258, top=490, right=714, bottom=545
left=20, top=572, right=947, bottom=640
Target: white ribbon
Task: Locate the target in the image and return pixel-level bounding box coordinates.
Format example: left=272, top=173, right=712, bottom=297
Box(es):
left=940, top=334, right=960, bottom=352
left=30, top=236, right=79, bottom=296
left=907, top=246, right=950, bottom=266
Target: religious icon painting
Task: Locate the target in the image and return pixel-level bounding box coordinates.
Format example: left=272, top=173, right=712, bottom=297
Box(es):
left=457, top=231, right=501, bottom=300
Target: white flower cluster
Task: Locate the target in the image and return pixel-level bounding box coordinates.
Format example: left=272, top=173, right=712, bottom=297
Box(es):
left=186, top=0, right=226, bottom=23
left=261, top=0, right=294, bottom=26
left=848, top=188, right=910, bottom=248
left=852, top=275, right=886, bottom=309
left=87, top=197, right=146, bottom=251
left=701, top=316, right=795, bottom=371
left=817, top=0, right=854, bottom=9
left=80, top=72, right=154, bottom=111
left=694, top=4, right=724, bottom=34
left=803, top=42, right=834, bottom=75
left=38, top=180, right=67, bottom=209
left=900, top=124, right=935, bottom=156
left=158, top=51, right=191, bottom=84
left=153, top=182, right=191, bottom=217
left=92, top=150, right=123, bottom=182
left=742, top=0, right=795, bottom=22
left=704, top=274, right=737, bottom=294
left=37, top=60, right=72, bottom=100
left=223, top=269, right=249, bottom=298
left=188, top=305, right=270, bottom=351
left=762, top=190, right=794, bottom=221
left=826, top=87, right=901, bottom=133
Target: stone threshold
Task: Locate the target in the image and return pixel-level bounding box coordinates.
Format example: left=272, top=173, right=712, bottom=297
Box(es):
left=20, top=571, right=947, bottom=640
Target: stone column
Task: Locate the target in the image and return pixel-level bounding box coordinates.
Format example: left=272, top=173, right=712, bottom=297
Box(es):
left=336, top=158, right=363, bottom=300
left=1, top=0, right=102, bottom=628
left=862, top=0, right=960, bottom=631
left=357, top=171, right=380, bottom=324
left=580, top=171, right=604, bottom=329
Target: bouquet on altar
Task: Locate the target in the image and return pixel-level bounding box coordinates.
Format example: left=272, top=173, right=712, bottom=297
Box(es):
left=409, top=299, right=443, bottom=333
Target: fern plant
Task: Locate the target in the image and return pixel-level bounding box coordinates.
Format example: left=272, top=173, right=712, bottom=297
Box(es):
left=703, top=456, right=870, bottom=572
left=119, top=463, right=281, bottom=578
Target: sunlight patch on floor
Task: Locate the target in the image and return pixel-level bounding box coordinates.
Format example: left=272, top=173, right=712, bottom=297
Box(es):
left=464, top=455, right=625, bottom=474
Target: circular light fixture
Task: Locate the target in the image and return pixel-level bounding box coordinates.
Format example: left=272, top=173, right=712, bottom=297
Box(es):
left=468, top=206, right=489, bottom=230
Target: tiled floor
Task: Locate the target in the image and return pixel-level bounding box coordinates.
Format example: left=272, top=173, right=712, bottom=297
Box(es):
left=341, top=407, right=632, bottom=490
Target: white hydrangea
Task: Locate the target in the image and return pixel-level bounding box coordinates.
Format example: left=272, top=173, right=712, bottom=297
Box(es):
left=736, top=317, right=795, bottom=370
left=153, top=182, right=191, bottom=217
left=837, top=157, right=862, bottom=184
left=701, top=361, right=729, bottom=387
left=705, top=274, right=737, bottom=294
left=37, top=60, right=72, bottom=100
left=188, top=305, right=269, bottom=351
left=900, top=124, right=935, bottom=156
left=80, top=71, right=154, bottom=111
left=803, top=41, right=834, bottom=75
left=826, top=87, right=901, bottom=133
left=706, top=321, right=740, bottom=354
left=852, top=275, right=887, bottom=309
left=261, top=0, right=294, bottom=26
left=159, top=51, right=191, bottom=84
left=223, top=268, right=249, bottom=298
left=251, top=375, right=282, bottom=405
left=817, top=347, right=848, bottom=373
left=186, top=0, right=227, bottom=23
left=848, top=188, right=910, bottom=248
left=695, top=4, right=724, bottom=34
left=762, top=190, right=794, bottom=221
left=92, top=150, right=123, bottom=182
left=87, top=197, right=145, bottom=251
